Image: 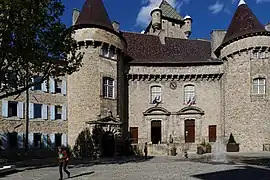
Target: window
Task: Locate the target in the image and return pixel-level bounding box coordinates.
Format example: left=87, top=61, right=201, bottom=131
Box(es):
left=8, top=101, right=17, bottom=117
left=34, top=104, right=42, bottom=118
left=55, top=106, right=62, bottom=120
left=251, top=52, right=269, bottom=59
left=33, top=76, right=42, bottom=90
left=8, top=132, right=18, bottom=149
left=172, top=22, right=175, bottom=26
left=130, top=127, right=138, bottom=144
left=101, top=46, right=109, bottom=57
left=34, top=133, right=42, bottom=148
left=253, top=78, right=266, bottom=94
left=103, top=77, right=114, bottom=99
left=55, top=79, right=62, bottom=93
left=55, top=133, right=62, bottom=147
left=150, top=86, right=162, bottom=104
left=184, top=85, right=195, bottom=104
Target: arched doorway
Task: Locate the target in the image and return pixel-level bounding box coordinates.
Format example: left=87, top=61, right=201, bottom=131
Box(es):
left=102, top=131, right=115, bottom=157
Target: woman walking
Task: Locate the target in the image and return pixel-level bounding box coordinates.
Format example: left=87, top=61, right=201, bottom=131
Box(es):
left=58, top=146, right=71, bottom=180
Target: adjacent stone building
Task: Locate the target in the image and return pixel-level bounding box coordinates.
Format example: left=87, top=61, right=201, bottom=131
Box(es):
left=1, top=0, right=270, bottom=154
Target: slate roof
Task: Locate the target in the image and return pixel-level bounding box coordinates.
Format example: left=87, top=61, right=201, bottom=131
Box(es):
left=159, top=0, right=183, bottom=21
left=221, top=3, right=267, bottom=45
left=123, top=32, right=222, bottom=65
left=74, top=0, right=114, bottom=31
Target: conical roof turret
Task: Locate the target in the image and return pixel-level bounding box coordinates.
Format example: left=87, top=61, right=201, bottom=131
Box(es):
left=222, top=0, right=266, bottom=45
left=74, top=0, right=114, bottom=31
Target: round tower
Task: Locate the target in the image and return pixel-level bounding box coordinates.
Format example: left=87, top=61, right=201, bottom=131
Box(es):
left=150, top=8, right=162, bottom=31
left=68, top=0, right=126, bottom=148
left=215, top=0, right=270, bottom=152
left=183, top=15, right=192, bottom=38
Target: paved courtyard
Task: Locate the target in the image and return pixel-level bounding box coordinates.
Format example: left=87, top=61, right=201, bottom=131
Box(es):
left=0, top=156, right=269, bottom=180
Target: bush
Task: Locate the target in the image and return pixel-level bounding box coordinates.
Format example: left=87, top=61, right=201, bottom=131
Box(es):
left=73, top=128, right=94, bottom=157
left=228, top=133, right=236, bottom=144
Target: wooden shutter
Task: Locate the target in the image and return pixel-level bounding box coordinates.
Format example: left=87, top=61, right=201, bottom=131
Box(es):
left=1, top=133, right=8, bottom=150
left=49, top=77, right=55, bottom=93
left=209, top=125, right=217, bottom=142
left=130, top=127, right=138, bottom=144
left=28, top=133, right=34, bottom=148
left=50, top=105, right=55, bottom=120
left=18, top=133, right=24, bottom=148
left=41, top=104, right=48, bottom=120
left=29, top=103, right=34, bottom=119
left=62, top=80, right=67, bottom=95
left=42, top=80, right=48, bottom=92
left=42, top=134, right=48, bottom=148
left=61, top=134, right=67, bottom=146
left=49, top=134, right=55, bottom=149
left=61, top=105, right=67, bottom=121
left=17, top=102, right=24, bottom=119
left=2, top=100, right=8, bottom=117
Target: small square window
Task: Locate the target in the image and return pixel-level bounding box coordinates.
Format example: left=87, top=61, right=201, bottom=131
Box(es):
left=55, top=106, right=62, bottom=120
left=8, top=101, right=17, bottom=117
left=34, top=104, right=42, bottom=118
left=55, top=79, right=62, bottom=93
left=34, top=133, right=42, bottom=148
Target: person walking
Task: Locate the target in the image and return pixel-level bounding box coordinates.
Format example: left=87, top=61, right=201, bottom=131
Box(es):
left=144, top=142, right=148, bottom=160
left=58, top=146, right=71, bottom=180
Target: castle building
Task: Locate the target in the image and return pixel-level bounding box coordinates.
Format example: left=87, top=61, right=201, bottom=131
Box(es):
left=1, top=0, right=270, bottom=155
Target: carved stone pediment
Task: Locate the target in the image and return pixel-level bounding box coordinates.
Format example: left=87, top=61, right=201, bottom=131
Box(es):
left=176, top=106, right=204, bottom=115
left=143, top=107, right=171, bottom=116
left=86, top=116, right=122, bottom=125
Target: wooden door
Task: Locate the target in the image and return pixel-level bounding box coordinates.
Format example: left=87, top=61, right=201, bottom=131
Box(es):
left=130, top=127, right=138, bottom=144
left=185, top=120, right=195, bottom=143
left=209, top=125, right=217, bottom=142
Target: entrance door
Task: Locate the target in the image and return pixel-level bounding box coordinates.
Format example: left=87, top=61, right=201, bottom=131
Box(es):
left=185, top=120, right=195, bottom=143
left=102, top=132, right=115, bottom=157
left=151, top=120, right=161, bottom=144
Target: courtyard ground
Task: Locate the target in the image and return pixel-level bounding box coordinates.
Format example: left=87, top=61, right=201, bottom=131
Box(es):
left=0, top=153, right=270, bottom=180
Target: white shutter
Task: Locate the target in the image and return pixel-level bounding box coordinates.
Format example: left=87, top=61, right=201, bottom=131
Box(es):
left=28, top=133, right=34, bottom=148
left=30, top=77, right=35, bottom=90
left=2, top=100, right=8, bottom=117
left=18, top=133, right=24, bottom=148
left=42, top=80, right=48, bottom=92
left=49, top=134, right=55, bottom=149
left=61, top=134, right=67, bottom=147
left=29, top=103, right=34, bottom=119
left=17, top=102, right=24, bottom=119
left=42, top=134, right=48, bottom=148
left=49, top=77, right=55, bottom=93
left=1, top=133, right=8, bottom=150
left=50, top=105, right=55, bottom=120
left=61, top=105, right=67, bottom=121
left=41, top=104, right=48, bottom=120
left=62, top=80, right=67, bottom=95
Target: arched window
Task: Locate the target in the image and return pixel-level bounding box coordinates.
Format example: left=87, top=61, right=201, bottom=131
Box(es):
left=150, top=85, right=162, bottom=104
left=184, top=85, right=195, bottom=105
left=253, top=78, right=266, bottom=94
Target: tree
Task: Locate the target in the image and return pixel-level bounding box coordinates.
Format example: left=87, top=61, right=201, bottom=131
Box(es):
left=0, top=0, right=83, bottom=99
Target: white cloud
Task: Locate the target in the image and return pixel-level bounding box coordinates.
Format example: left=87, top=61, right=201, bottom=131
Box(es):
left=256, top=0, right=270, bottom=3
left=136, top=0, right=190, bottom=27
left=208, top=1, right=224, bottom=14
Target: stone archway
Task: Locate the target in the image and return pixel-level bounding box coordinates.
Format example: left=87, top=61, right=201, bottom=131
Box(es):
left=102, top=131, right=115, bottom=157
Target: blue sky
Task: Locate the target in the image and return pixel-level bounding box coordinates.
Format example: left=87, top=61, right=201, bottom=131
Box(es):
left=62, top=0, right=270, bottom=40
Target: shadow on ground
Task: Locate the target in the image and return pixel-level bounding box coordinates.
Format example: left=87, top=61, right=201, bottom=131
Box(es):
left=5, top=156, right=155, bottom=171
left=192, top=166, right=270, bottom=180
left=69, top=171, right=94, bottom=179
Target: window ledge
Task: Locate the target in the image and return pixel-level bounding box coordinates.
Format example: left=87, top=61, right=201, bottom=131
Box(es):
left=29, top=119, right=47, bottom=122
left=103, top=97, right=116, bottom=101
left=99, top=55, right=117, bottom=61
left=4, top=117, right=22, bottom=121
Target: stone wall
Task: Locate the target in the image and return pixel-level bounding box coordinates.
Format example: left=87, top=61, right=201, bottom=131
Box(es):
left=220, top=36, right=270, bottom=151
left=128, top=65, right=223, bottom=146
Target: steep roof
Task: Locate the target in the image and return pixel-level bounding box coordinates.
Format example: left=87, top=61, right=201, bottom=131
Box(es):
left=75, top=0, right=114, bottom=31
left=159, top=0, right=183, bottom=21
left=123, top=32, right=222, bottom=65
left=221, top=1, right=266, bottom=45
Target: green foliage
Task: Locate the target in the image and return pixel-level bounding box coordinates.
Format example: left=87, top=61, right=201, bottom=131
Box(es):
left=228, top=133, right=237, bottom=144
left=73, top=128, right=94, bottom=157
left=0, top=0, right=83, bottom=99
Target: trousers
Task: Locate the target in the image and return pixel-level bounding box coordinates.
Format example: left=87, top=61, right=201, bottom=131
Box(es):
left=59, top=161, right=70, bottom=179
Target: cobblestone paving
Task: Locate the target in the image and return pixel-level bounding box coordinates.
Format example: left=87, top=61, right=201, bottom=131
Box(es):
left=1, top=156, right=269, bottom=180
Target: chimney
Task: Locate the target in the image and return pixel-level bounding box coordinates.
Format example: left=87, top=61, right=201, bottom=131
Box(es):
left=211, top=30, right=227, bottom=58
left=72, top=8, right=80, bottom=25
left=112, top=21, right=120, bottom=32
